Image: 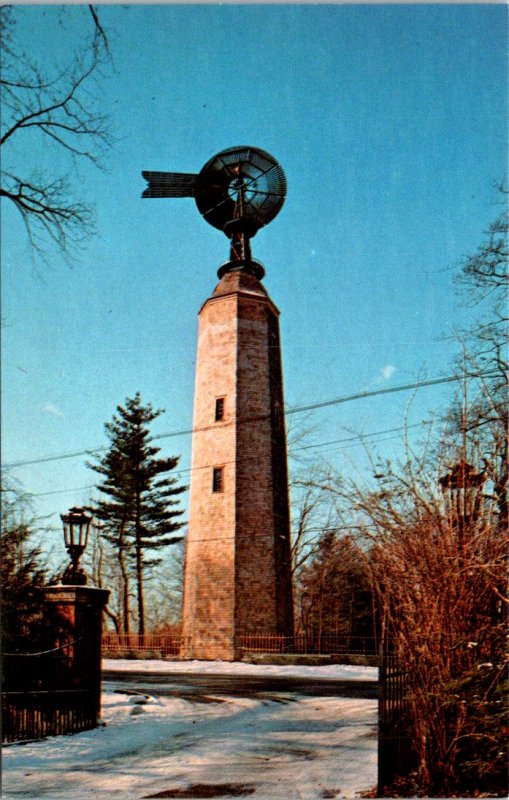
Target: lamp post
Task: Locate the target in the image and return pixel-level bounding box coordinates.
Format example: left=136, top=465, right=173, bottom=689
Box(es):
left=439, top=460, right=486, bottom=540
left=60, top=506, right=92, bottom=585
left=40, top=506, right=109, bottom=736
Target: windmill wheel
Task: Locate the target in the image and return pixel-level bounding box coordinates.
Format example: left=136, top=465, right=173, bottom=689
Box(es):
left=194, top=146, right=287, bottom=236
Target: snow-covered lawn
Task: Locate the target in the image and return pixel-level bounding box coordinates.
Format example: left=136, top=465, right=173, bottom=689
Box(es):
left=103, top=658, right=378, bottom=682
left=2, top=661, right=378, bottom=800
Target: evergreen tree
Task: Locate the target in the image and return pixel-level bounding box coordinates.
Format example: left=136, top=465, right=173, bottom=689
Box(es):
left=1, top=482, right=48, bottom=653
left=298, top=531, right=376, bottom=648
left=89, top=393, right=186, bottom=635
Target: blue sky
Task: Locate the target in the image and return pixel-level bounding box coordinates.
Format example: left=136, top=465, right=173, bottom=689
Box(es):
left=2, top=4, right=507, bottom=556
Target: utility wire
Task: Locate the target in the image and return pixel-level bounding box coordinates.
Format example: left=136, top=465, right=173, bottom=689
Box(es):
left=183, top=524, right=376, bottom=547
left=290, top=422, right=423, bottom=453
left=31, top=421, right=427, bottom=498
left=3, top=372, right=482, bottom=469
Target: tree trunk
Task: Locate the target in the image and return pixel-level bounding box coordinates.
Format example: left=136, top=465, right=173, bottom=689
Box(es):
left=135, top=490, right=145, bottom=636
left=120, top=554, right=130, bottom=635
left=136, top=547, right=144, bottom=636
left=117, top=520, right=130, bottom=635
left=104, top=605, right=120, bottom=633
left=495, top=441, right=508, bottom=529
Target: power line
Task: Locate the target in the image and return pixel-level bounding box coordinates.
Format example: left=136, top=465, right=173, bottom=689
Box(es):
left=2, top=445, right=106, bottom=469
left=31, top=421, right=428, bottom=498
left=285, top=373, right=489, bottom=415
left=182, top=524, right=375, bottom=546
left=290, top=422, right=423, bottom=453
left=31, top=485, right=98, bottom=499
left=3, top=372, right=480, bottom=469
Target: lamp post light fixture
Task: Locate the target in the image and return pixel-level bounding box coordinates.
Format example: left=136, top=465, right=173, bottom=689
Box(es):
left=439, top=460, right=486, bottom=539
left=60, top=506, right=92, bottom=585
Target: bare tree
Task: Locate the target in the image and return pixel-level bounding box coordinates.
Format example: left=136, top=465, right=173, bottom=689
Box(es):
left=84, top=522, right=125, bottom=633
left=144, top=540, right=186, bottom=632
left=455, top=189, right=508, bottom=308
left=321, top=405, right=508, bottom=795
left=290, top=476, right=329, bottom=576
left=290, top=473, right=341, bottom=635
left=449, top=191, right=509, bottom=527
left=0, top=6, right=112, bottom=263
left=370, top=484, right=506, bottom=794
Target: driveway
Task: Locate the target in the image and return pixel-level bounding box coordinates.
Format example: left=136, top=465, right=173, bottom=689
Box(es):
left=2, top=667, right=378, bottom=800
left=101, top=668, right=378, bottom=701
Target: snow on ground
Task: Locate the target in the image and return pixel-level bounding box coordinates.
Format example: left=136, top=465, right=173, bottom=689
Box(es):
left=103, top=658, right=378, bottom=682
left=2, top=673, right=377, bottom=800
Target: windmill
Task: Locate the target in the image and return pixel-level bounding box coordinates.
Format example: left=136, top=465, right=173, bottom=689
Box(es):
left=142, top=146, right=287, bottom=278
left=141, top=146, right=294, bottom=660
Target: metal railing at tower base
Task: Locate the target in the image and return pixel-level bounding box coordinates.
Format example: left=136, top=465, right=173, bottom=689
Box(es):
left=102, top=632, right=183, bottom=658
left=101, top=632, right=377, bottom=658
left=238, top=633, right=377, bottom=655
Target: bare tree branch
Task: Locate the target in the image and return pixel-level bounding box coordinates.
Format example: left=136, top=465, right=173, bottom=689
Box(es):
left=0, top=6, right=113, bottom=265
left=88, top=4, right=111, bottom=57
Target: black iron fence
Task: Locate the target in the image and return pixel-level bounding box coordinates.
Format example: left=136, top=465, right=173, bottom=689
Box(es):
left=2, top=689, right=99, bottom=743
left=1, top=642, right=100, bottom=744
left=378, top=647, right=416, bottom=792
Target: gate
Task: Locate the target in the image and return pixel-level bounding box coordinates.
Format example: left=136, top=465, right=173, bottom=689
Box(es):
left=378, top=646, right=416, bottom=791
left=2, top=688, right=99, bottom=743
left=1, top=642, right=99, bottom=743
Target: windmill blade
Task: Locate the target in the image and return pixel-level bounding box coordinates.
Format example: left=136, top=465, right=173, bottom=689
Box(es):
left=141, top=171, right=198, bottom=198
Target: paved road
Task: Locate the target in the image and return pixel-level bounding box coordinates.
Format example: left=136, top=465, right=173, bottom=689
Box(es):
left=102, top=669, right=378, bottom=700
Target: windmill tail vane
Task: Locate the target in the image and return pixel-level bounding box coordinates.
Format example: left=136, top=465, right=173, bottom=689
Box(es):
left=142, top=171, right=198, bottom=198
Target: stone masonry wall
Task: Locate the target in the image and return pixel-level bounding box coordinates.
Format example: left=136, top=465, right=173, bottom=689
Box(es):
left=181, top=272, right=293, bottom=660
left=181, top=292, right=238, bottom=660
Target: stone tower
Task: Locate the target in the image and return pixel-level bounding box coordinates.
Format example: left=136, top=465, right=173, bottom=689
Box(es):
left=181, top=264, right=294, bottom=661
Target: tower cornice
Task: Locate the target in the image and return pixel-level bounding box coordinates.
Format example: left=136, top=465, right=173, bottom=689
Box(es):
left=198, top=271, right=281, bottom=317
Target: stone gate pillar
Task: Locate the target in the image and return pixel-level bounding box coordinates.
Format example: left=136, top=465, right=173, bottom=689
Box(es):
left=44, top=585, right=110, bottom=723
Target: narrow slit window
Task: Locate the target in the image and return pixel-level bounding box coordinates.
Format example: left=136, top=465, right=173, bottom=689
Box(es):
left=212, top=466, right=224, bottom=493
left=215, top=397, right=225, bottom=422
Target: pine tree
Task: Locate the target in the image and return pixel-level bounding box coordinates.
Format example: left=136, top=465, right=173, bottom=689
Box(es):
left=89, top=393, right=186, bottom=635
left=298, top=531, right=376, bottom=648
left=1, top=482, right=48, bottom=653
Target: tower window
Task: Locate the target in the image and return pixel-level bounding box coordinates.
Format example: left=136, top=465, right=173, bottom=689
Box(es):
left=212, top=466, right=224, bottom=493
left=215, top=397, right=225, bottom=421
